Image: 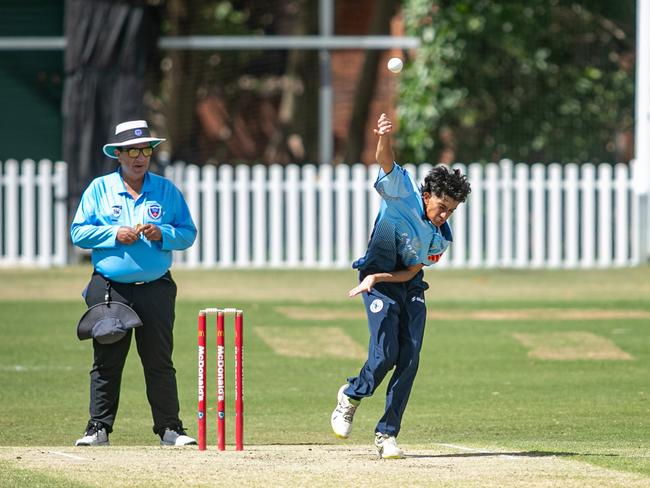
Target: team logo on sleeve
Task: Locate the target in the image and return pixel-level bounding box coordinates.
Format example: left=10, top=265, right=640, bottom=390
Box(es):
left=428, top=253, right=443, bottom=263
left=111, top=205, right=122, bottom=219
left=427, top=233, right=447, bottom=261
left=147, top=203, right=162, bottom=220
left=370, top=299, right=384, bottom=313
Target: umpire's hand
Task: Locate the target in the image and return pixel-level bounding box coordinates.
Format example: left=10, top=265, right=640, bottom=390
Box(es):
left=117, top=226, right=140, bottom=245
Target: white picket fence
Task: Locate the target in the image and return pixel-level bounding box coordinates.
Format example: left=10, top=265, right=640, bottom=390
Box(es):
left=163, top=160, right=644, bottom=269
left=0, top=159, right=68, bottom=267
left=0, top=158, right=645, bottom=268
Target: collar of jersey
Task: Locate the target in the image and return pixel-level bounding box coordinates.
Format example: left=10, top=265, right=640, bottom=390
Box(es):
left=110, top=168, right=153, bottom=195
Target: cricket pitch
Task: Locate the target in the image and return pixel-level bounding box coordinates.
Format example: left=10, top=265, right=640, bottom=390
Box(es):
left=1, top=444, right=648, bottom=488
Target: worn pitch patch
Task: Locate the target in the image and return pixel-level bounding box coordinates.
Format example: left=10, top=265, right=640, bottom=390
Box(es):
left=277, top=307, right=650, bottom=322
left=255, top=326, right=366, bottom=359
left=276, top=307, right=361, bottom=320
left=471, top=309, right=650, bottom=321
left=512, top=331, right=633, bottom=360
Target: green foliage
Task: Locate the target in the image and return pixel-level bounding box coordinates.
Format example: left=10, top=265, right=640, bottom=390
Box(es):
left=160, top=1, right=299, bottom=97
left=398, top=0, right=635, bottom=163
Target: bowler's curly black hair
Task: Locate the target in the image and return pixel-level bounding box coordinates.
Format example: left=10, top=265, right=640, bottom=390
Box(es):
left=419, top=166, right=471, bottom=203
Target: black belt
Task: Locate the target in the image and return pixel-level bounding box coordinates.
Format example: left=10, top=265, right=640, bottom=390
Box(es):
left=95, top=271, right=171, bottom=286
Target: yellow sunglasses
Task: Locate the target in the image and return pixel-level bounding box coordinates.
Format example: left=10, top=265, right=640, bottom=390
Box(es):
left=121, top=146, right=153, bottom=158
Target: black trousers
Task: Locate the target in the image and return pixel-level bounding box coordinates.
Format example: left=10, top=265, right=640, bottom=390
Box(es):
left=83, top=272, right=182, bottom=435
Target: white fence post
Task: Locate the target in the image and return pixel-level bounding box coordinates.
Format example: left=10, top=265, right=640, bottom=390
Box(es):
left=5, top=160, right=20, bottom=264
left=53, top=161, right=68, bottom=266
left=499, top=160, right=513, bottom=267
left=252, top=164, right=267, bottom=267
left=185, top=164, right=201, bottom=268
left=37, top=160, right=53, bottom=267
left=286, top=164, right=301, bottom=267
left=451, top=163, right=468, bottom=268
left=468, top=163, right=484, bottom=268
left=635, top=0, right=650, bottom=263
left=581, top=164, right=596, bottom=268
left=21, top=160, right=36, bottom=265
left=319, top=164, right=333, bottom=268
left=335, top=164, right=350, bottom=268
left=485, top=163, right=499, bottom=267
left=531, top=164, right=546, bottom=268
left=631, top=159, right=645, bottom=264
left=614, top=163, right=630, bottom=266
left=515, top=164, right=530, bottom=268
left=547, top=163, right=562, bottom=268
left=219, top=164, right=234, bottom=267
left=302, top=164, right=317, bottom=267
left=597, top=164, right=613, bottom=267
left=269, top=165, right=283, bottom=267
left=235, top=164, right=251, bottom=267
left=564, top=164, right=579, bottom=268
left=202, top=165, right=217, bottom=267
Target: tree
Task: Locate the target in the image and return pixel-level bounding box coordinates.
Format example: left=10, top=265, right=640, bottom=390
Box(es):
left=263, top=0, right=320, bottom=164
left=398, top=0, right=635, bottom=164
left=160, top=0, right=320, bottom=165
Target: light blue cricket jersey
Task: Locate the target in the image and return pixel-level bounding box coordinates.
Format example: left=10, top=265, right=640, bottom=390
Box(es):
left=353, top=163, right=452, bottom=273
left=71, top=169, right=197, bottom=283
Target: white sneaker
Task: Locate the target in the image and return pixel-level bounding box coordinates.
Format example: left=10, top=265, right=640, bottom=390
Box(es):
left=331, top=384, right=359, bottom=439
left=75, top=423, right=109, bottom=446
left=375, top=433, right=404, bottom=459
left=160, top=427, right=197, bottom=446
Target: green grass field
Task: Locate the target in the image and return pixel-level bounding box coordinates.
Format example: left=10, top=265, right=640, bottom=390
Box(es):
left=0, top=266, right=649, bottom=487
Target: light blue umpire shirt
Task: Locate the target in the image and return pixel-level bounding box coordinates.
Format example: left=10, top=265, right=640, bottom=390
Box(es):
left=353, top=162, right=453, bottom=273
left=71, top=169, right=197, bottom=283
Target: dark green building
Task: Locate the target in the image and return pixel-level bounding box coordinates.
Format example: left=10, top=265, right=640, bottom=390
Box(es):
left=0, top=1, right=64, bottom=161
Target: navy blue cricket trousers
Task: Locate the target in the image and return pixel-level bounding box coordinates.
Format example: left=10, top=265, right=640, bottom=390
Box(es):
left=346, top=271, right=428, bottom=437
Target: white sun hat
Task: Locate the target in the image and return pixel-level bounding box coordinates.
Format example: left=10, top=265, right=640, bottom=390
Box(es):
left=102, top=120, right=166, bottom=159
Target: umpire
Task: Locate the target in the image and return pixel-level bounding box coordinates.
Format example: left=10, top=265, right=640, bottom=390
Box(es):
left=71, top=120, right=197, bottom=447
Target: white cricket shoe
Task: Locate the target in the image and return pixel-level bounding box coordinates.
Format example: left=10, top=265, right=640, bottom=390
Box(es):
left=160, top=427, right=198, bottom=446
left=331, top=384, right=359, bottom=439
left=375, top=433, right=404, bottom=459
left=75, top=423, right=109, bottom=446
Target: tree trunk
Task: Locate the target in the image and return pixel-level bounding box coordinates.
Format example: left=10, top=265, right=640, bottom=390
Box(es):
left=263, top=0, right=319, bottom=164
left=165, top=0, right=202, bottom=163
left=343, top=0, right=399, bottom=164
